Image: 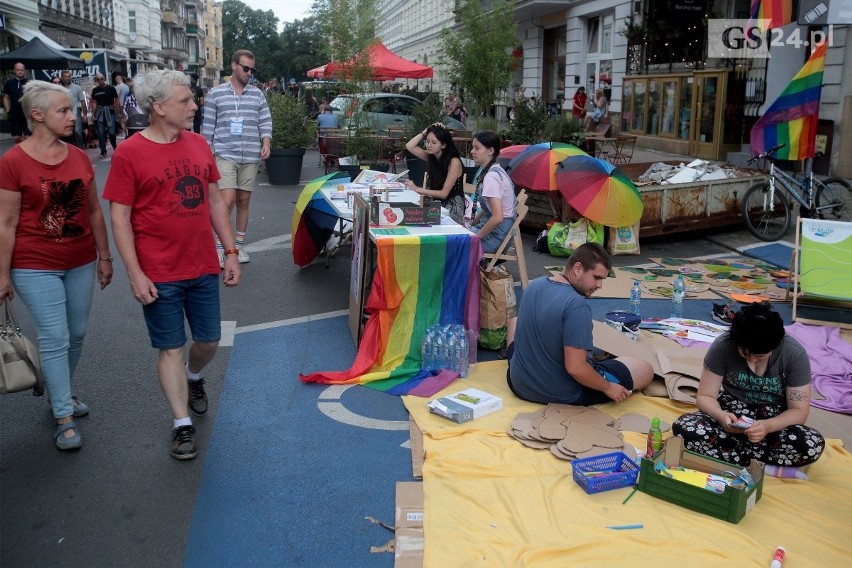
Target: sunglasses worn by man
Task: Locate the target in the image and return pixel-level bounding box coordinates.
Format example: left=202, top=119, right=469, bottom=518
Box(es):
left=239, top=65, right=256, bottom=74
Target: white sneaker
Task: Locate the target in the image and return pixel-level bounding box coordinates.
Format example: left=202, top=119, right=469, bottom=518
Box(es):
left=218, top=250, right=225, bottom=269
left=237, top=247, right=250, bottom=264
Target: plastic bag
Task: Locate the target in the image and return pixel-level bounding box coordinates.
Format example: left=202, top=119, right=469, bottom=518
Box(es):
left=546, top=219, right=604, bottom=257
left=606, top=222, right=641, bottom=255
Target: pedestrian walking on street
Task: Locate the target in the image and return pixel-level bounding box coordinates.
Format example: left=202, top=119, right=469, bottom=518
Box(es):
left=190, top=73, right=204, bottom=134
left=202, top=49, right=272, bottom=267
left=60, top=69, right=88, bottom=148
left=103, top=70, right=241, bottom=460
left=91, top=73, right=120, bottom=157
left=0, top=80, right=113, bottom=451
left=2, top=62, right=31, bottom=143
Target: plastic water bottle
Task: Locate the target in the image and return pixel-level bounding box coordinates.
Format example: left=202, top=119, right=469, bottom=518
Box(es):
left=630, top=280, right=641, bottom=317
left=671, top=274, right=685, bottom=318
left=421, top=326, right=435, bottom=371
left=454, top=325, right=469, bottom=377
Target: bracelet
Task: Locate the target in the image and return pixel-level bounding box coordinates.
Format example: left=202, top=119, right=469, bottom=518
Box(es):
left=98, top=257, right=112, bottom=262
left=224, top=248, right=239, bottom=256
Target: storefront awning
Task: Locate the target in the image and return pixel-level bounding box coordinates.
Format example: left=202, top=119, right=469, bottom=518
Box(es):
left=5, top=24, right=65, bottom=51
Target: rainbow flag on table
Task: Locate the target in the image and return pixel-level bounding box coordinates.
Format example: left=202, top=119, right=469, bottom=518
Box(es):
left=750, top=41, right=826, bottom=161
left=300, top=234, right=482, bottom=396
left=748, top=0, right=794, bottom=30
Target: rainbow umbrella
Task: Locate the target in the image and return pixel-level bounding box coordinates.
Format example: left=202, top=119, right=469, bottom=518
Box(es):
left=496, top=144, right=530, bottom=167
left=291, top=172, right=350, bottom=267
left=506, top=142, right=588, bottom=192
left=555, top=155, right=643, bottom=227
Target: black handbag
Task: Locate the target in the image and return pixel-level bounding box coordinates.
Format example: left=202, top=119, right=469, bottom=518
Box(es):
left=0, top=298, right=45, bottom=396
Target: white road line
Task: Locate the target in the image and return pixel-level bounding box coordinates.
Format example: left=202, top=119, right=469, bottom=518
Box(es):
left=317, top=401, right=409, bottom=430
left=243, top=234, right=292, bottom=253
left=220, top=320, right=237, bottom=347
left=317, top=385, right=350, bottom=400
left=235, top=309, right=348, bottom=334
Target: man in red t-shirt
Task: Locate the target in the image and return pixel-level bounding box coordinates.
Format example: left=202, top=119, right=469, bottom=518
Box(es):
left=104, top=70, right=240, bottom=461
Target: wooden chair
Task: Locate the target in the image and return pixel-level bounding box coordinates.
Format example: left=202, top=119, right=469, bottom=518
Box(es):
left=482, top=189, right=530, bottom=289
left=612, top=134, right=637, bottom=165
left=319, top=135, right=346, bottom=174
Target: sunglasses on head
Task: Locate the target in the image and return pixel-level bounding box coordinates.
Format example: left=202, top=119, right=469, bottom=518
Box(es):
left=238, top=64, right=256, bottom=74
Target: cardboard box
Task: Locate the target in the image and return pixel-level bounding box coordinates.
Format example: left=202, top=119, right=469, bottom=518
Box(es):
left=371, top=196, right=441, bottom=226
left=394, top=482, right=424, bottom=568
left=638, top=436, right=764, bottom=523
left=427, top=388, right=503, bottom=423
left=409, top=417, right=424, bottom=480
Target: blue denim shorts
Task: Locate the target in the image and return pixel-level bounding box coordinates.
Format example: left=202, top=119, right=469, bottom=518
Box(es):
left=142, top=274, right=221, bottom=349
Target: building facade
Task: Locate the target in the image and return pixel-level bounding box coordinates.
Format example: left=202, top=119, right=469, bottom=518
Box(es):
left=375, top=0, right=849, bottom=175
left=202, top=0, right=222, bottom=85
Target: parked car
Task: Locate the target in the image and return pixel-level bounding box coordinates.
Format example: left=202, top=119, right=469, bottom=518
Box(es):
left=328, top=93, right=465, bottom=132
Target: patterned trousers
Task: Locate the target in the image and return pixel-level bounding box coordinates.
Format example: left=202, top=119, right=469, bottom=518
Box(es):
left=672, top=392, right=825, bottom=467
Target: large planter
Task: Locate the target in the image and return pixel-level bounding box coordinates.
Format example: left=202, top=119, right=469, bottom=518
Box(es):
left=267, top=147, right=305, bottom=186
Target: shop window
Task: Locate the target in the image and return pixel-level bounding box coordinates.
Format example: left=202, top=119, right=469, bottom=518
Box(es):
left=678, top=76, right=692, bottom=140
left=660, top=80, right=677, bottom=136
left=623, top=75, right=692, bottom=139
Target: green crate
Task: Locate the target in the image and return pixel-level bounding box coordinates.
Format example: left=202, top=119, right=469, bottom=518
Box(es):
left=638, top=437, right=764, bottom=524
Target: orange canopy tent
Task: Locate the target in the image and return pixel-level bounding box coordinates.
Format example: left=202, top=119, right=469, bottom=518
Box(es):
left=323, top=41, right=433, bottom=80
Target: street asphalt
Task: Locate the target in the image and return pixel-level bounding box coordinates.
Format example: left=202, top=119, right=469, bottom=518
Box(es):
left=0, top=139, right=794, bottom=567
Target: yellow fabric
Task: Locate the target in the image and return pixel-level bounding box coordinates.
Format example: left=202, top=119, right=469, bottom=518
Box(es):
left=403, top=361, right=852, bottom=567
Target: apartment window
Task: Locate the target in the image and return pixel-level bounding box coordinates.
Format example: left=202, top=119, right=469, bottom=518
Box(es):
left=128, top=10, right=137, bottom=34
left=585, top=15, right=614, bottom=100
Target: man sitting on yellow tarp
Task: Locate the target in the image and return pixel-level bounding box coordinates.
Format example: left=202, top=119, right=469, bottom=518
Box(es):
left=506, top=243, right=654, bottom=405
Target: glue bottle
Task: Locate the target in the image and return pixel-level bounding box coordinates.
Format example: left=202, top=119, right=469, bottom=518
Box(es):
left=770, top=546, right=785, bottom=568
left=646, top=417, right=663, bottom=459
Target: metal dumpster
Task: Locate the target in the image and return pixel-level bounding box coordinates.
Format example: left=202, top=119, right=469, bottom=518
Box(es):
left=523, top=161, right=763, bottom=237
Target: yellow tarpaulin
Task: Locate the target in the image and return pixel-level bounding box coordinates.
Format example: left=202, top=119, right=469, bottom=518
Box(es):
left=403, top=361, right=852, bottom=567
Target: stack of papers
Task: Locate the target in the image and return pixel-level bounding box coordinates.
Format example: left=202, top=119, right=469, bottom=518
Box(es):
left=639, top=318, right=726, bottom=344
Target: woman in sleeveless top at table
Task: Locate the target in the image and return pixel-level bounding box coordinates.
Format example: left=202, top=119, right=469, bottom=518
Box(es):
left=469, top=131, right=515, bottom=253
left=404, top=122, right=466, bottom=224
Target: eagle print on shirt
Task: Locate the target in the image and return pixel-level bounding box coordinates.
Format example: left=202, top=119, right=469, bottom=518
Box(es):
left=39, top=177, right=86, bottom=241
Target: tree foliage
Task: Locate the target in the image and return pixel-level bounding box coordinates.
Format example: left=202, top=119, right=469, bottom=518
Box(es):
left=221, top=0, right=280, bottom=78
left=219, top=1, right=330, bottom=81
left=279, top=17, right=328, bottom=81
left=440, top=0, right=518, bottom=117
left=310, top=0, right=377, bottom=85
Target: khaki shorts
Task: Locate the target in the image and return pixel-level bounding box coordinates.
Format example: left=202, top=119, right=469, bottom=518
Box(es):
left=216, top=157, right=258, bottom=192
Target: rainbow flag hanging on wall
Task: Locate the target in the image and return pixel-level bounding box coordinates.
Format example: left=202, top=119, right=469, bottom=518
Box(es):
left=301, top=233, right=482, bottom=395
left=748, top=0, right=794, bottom=30
left=750, top=41, right=826, bottom=161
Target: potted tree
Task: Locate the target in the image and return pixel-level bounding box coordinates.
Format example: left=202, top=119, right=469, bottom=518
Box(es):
left=266, top=92, right=316, bottom=185
left=337, top=109, right=391, bottom=176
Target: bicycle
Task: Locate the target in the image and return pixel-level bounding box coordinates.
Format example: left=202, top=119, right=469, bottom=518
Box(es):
left=741, top=144, right=851, bottom=241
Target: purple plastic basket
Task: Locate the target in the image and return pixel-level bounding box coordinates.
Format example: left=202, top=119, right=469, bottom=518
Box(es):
left=571, top=452, right=639, bottom=494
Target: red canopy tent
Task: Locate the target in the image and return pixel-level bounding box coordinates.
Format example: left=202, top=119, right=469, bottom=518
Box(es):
left=323, top=41, right=433, bottom=80
left=306, top=64, right=327, bottom=79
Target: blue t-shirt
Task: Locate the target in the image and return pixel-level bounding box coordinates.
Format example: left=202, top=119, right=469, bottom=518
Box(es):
left=317, top=113, right=339, bottom=128
left=509, top=276, right=595, bottom=404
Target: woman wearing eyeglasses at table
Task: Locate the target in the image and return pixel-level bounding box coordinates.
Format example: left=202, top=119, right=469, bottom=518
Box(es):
left=468, top=131, right=515, bottom=253
left=404, top=123, right=466, bottom=224
left=0, top=81, right=113, bottom=450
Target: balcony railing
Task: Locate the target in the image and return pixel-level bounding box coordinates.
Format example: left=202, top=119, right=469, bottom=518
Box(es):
left=161, top=11, right=185, bottom=27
